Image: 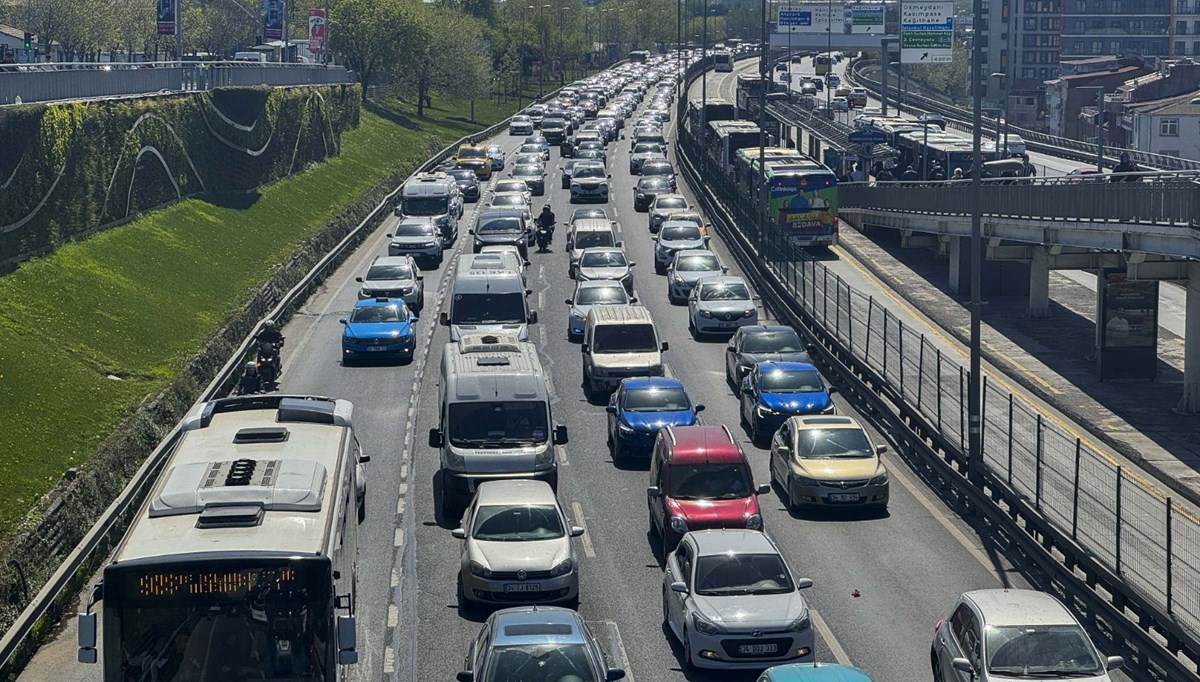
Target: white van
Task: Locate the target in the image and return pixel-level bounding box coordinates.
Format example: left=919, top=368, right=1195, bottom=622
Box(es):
left=440, top=267, right=537, bottom=341
left=233, top=51, right=267, bottom=63
left=580, top=305, right=668, bottom=396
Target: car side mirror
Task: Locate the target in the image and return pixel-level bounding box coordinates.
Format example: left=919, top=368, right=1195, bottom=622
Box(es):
left=386, top=233, right=393, bottom=238
left=721, top=267, right=729, bottom=273
left=827, top=386, right=838, bottom=395
left=565, top=299, right=574, bottom=305
left=570, top=526, right=586, bottom=537
left=615, top=240, right=624, bottom=249
left=647, top=485, right=660, bottom=497
left=451, top=528, right=467, bottom=539
left=605, top=405, right=617, bottom=414
left=629, top=262, right=637, bottom=267
left=77, top=611, right=97, bottom=664
left=468, top=229, right=475, bottom=235
left=693, top=404, right=705, bottom=413
left=795, top=578, right=814, bottom=590
left=339, top=318, right=347, bottom=325
left=336, top=615, right=358, bottom=665
left=456, top=673, right=475, bottom=682
left=439, top=312, right=450, bottom=326
left=428, top=428, right=444, bottom=448
left=581, top=343, right=590, bottom=354
left=566, top=242, right=574, bottom=251
left=393, top=208, right=402, bottom=217
left=605, top=667, right=626, bottom=681
left=660, top=342, right=669, bottom=352
left=354, top=276, right=363, bottom=282
left=876, top=444, right=888, bottom=455
left=756, top=483, right=771, bottom=495
left=630, top=297, right=639, bottom=303
left=669, top=581, right=689, bottom=594
left=1106, top=656, right=1125, bottom=671
left=554, top=424, right=569, bottom=445
left=527, top=311, right=539, bottom=324
left=951, top=658, right=974, bottom=674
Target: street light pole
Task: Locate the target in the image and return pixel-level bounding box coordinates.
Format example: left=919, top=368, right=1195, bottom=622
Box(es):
left=700, top=0, right=708, bottom=131
left=758, top=0, right=769, bottom=253
left=968, top=0, right=984, bottom=492
left=540, top=3, right=550, bottom=98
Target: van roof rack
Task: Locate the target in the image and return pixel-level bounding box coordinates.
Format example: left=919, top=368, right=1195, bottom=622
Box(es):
left=150, top=458, right=327, bottom=524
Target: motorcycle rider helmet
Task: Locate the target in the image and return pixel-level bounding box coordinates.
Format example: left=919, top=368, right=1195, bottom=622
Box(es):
left=263, top=320, right=276, bottom=331
left=245, top=361, right=257, bottom=373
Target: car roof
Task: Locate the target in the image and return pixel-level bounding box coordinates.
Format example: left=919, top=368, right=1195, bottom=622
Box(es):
left=665, top=425, right=742, bottom=464
left=791, top=415, right=860, bottom=431
left=575, top=279, right=625, bottom=292
left=673, top=249, right=716, bottom=260
left=579, top=247, right=624, bottom=256
left=756, top=361, right=819, bottom=374
left=353, top=298, right=406, bottom=310
left=491, top=606, right=587, bottom=646
left=653, top=193, right=686, bottom=202
left=370, top=255, right=413, bottom=267
left=572, top=218, right=616, bottom=231
left=621, top=377, right=685, bottom=392
left=474, top=479, right=559, bottom=506
left=740, top=325, right=797, bottom=336
left=964, top=589, right=1079, bottom=627
left=765, top=663, right=874, bottom=682
left=398, top=216, right=437, bottom=227
left=688, top=529, right=777, bottom=556
left=696, top=275, right=747, bottom=287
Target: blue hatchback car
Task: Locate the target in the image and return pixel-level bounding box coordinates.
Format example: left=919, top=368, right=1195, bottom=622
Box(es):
left=339, top=297, right=418, bottom=363
left=606, top=378, right=704, bottom=461
left=761, top=662, right=874, bottom=682
left=739, top=361, right=836, bottom=446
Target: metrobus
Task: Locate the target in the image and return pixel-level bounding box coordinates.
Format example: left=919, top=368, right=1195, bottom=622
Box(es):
left=628, top=49, right=650, bottom=63
left=895, top=131, right=999, bottom=174
left=78, top=395, right=367, bottom=681
left=707, top=120, right=767, bottom=173
left=760, top=163, right=839, bottom=247
left=734, top=146, right=812, bottom=185
left=735, top=74, right=773, bottom=114
left=713, top=50, right=735, bottom=72
left=688, top=97, right=737, bottom=131
left=814, top=53, right=832, bottom=76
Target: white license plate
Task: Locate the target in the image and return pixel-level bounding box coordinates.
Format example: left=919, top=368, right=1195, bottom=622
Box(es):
left=367, top=346, right=388, bottom=352
left=718, top=322, right=737, bottom=328
left=829, top=493, right=860, bottom=502
left=503, top=583, right=542, bottom=592
left=738, top=644, right=778, bottom=655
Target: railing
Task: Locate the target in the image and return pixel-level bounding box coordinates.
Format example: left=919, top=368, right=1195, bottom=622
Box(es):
left=677, top=55, right=1200, bottom=677
left=0, top=102, right=521, bottom=678
left=838, top=174, right=1200, bottom=227
left=0, top=61, right=354, bottom=106
left=846, top=59, right=1200, bottom=172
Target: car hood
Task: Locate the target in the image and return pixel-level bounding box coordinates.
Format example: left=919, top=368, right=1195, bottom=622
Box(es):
left=691, top=590, right=806, bottom=627
left=738, top=351, right=812, bottom=367
left=344, top=320, right=413, bottom=340
left=674, top=270, right=721, bottom=283
left=578, top=266, right=629, bottom=280
left=667, top=495, right=758, bottom=524
left=658, top=238, right=705, bottom=251
left=593, top=351, right=660, bottom=366
left=361, top=278, right=414, bottom=291
left=468, top=537, right=570, bottom=572
left=621, top=409, right=696, bottom=432
left=476, top=232, right=524, bottom=243
left=759, top=391, right=831, bottom=413
left=795, top=457, right=881, bottom=480
left=696, top=301, right=754, bottom=314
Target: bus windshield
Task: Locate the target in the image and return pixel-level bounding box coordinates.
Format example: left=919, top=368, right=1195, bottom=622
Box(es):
left=110, top=559, right=331, bottom=681
left=452, top=292, right=526, bottom=325
left=402, top=196, right=448, bottom=216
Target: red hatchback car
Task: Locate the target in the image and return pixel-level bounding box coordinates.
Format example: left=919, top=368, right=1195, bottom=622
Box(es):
left=646, top=425, right=770, bottom=552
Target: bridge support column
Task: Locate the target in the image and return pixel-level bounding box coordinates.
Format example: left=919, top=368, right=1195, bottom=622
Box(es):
left=949, top=237, right=1031, bottom=296
left=1179, top=262, right=1200, bottom=413
left=1028, top=247, right=1050, bottom=319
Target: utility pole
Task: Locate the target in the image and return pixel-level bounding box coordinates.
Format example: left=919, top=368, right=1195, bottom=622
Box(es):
left=758, top=0, right=769, bottom=253
left=700, top=0, right=708, bottom=132
left=967, top=0, right=984, bottom=493
left=676, top=0, right=682, bottom=101
left=1095, top=88, right=1105, bottom=172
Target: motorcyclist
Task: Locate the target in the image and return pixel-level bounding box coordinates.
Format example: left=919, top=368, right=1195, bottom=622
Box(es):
left=256, top=320, right=284, bottom=347
left=536, top=205, right=556, bottom=252
left=236, top=362, right=262, bottom=395
left=255, top=320, right=285, bottom=381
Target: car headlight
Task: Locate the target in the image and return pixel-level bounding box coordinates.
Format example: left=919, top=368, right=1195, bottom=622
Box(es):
left=792, top=475, right=820, bottom=487
left=869, top=472, right=890, bottom=486
left=673, top=275, right=684, bottom=284
left=442, top=449, right=466, bottom=468
left=617, top=422, right=636, bottom=435
left=742, top=309, right=756, bottom=318
left=550, top=558, right=574, bottom=577
left=650, top=365, right=665, bottom=377
left=789, top=613, right=812, bottom=632
left=591, top=366, right=608, bottom=377
left=701, top=310, right=713, bottom=318
left=669, top=516, right=688, bottom=534
left=820, top=403, right=837, bottom=414
left=755, top=405, right=777, bottom=418
left=468, top=561, right=492, bottom=579
left=534, top=446, right=556, bottom=466
left=745, top=513, right=762, bottom=529
left=692, top=613, right=722, bottom=635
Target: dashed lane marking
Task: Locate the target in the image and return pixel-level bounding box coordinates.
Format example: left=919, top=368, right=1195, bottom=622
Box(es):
left=606, top=621, right=636, bottom=682
left=570, top=501, right=597, bottom=558
left=556, top=444, right=569, bottom=466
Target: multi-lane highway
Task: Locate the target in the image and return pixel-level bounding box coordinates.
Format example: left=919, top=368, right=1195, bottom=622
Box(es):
left=15, top=60, right=1140, bottom=682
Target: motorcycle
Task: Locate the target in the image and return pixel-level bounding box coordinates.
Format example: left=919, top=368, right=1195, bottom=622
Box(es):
left=256, top=340, right=283, bottom=386
left=536, top=226, right=553, bottom=252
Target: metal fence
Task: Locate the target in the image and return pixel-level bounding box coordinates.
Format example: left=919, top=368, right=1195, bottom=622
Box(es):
left=0, top=61, right=354, bottom=106
left=676, top=121, right=1200, bottom=659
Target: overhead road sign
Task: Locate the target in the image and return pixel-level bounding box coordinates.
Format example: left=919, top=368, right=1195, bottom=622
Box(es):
left=777, top=4, right=839, bottom=33
left=901, top=0, right=954, bottom=64
left=845, top=3, right=885, bottom=34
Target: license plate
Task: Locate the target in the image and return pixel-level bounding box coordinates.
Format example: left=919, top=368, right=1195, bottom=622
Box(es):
left=830, top=493, right=860, bottom=502
left=503, top=583, right=542, bottom=592
left=718, top=322, right=736, bottom=328
left=738, top=644, right=778, bottom=655
left=367, top=346, right=388, bottom=352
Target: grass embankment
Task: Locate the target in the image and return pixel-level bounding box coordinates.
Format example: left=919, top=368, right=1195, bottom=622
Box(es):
left=0, top=96, right=512, bottom=537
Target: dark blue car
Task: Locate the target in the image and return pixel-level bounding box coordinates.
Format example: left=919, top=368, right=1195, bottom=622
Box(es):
left=739, top=361, right=836, bottom=446
left=606, top=378, right=704, bottom=461
left=339, top=298, right=418, bottom=363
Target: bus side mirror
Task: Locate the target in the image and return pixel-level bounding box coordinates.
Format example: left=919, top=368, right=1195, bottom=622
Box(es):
left=554, top=424, right=569, bottom=444
left=440, top=312, right=450, bottom=326
left=429, top=428, right=445, bottom=448
left=337, top=615, right=358, bottom=665
left=77, top=612, right=97, bottom=664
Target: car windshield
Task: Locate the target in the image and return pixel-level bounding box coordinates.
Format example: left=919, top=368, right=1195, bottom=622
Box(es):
left=512, top=116, right=531, bottom=123
left=580, top=251, right=626, bottom=268
left=447, top=401, right=549, bottom=447
left=576, top=150, right=604, bottom=160
left=448, top=170, right=476, bottom=182
left=572, top=209, right=608, bottom=221
left=491, top=196, right=525, bottom=207
left=642, top=163, right=672, bottom=175
left=472, top=504, right=564, bottom=541
left=693, top=553, right=795, bottom=596
left=593, top=324, right=658, bottom=353
left=676, top=255, right=719, bottom=272
left=655, top=197, right=687, bottom=210
left=402, top=197, right=448, bottom=216
left=350, top=304, right=409, bottom=323
left=797, top=429, right=873, bottom=459
left=575, top=286, right=627, bottom=305
left=661, top=226, right=701, bottom=241
left=574, top=231, right=615, bottom=249
left=366, top=264, right=413, bottom=280
left=459, top=147, right=486, bottom=159
left=633, top=143, right=664, bottom=154
left=483, top=644, right=597, bottom=682
left=394, top=223, right=436, bottom=237
left=519, top=145, right=543, bottom=154
left=986, top=625, right=1102, bottom=676
left=761, top=368, right=823, bottom=393
left=495, top=182, right=527, bottom=194
left=451, top=293, right=526, bottom=325
left=514, top=165, right=542, bottom=177
left=487, top=146, right=503, bottom=155
left=624, top=387, right=690, bottom=412
left=667, top=464, right=750, bottom=500
left=700, top=283, right=750, bottom=301
left=574, top=166, right=606, bottom=179
left=639, top=178, right=669, bottom=190
left=742, top=330, right=803, bottom=352
left=478, top=218, right=524, bottom=234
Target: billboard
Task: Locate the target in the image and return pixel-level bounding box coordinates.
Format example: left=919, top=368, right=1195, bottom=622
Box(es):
left=156, top=0, right=175, bottom=35
left=776, top=4, right=839, bottom=33
left=265, top=0, right=286, bottom=40
left=845, top=4, right=885, bottom=33
left=901, top=0, right=954, bottom=63
left=308, top=9, right=326, bottom=51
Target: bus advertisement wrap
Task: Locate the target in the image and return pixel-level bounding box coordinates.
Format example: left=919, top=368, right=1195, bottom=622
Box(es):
left=769, top=175, right=838, bottom=245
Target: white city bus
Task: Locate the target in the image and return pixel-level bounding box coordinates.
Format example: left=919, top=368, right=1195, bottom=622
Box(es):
left=713, top=50, right=734, bottom=72
left=78, top=395, right=369, bottom=681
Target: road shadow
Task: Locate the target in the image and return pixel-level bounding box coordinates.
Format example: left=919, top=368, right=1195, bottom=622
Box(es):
left=363, top=100, right=420, bottom=130
left=431, top=470, right=462, bottom=529
left=201, top=190, right=261, bottom=210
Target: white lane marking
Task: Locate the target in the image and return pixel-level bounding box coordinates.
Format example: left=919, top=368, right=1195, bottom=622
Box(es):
left=387, top=604, right=399, bottom=628
left=885, top=454, right=1004, bottom=583
left=811, top=609, right=852, bottom=666
left=570, top=501, right=597, bottom=558
left=606, top=621, right=636, bottom=682
left=393, top=528, right=405, bottom=547
left=537, top=291, right=545, bottom=308
left=383, top=645, right=396, bottom=674
left=556, top=444, right=569, bottom=466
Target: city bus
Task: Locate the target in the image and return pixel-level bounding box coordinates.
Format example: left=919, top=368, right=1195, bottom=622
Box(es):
left=895, top=131, right=999, bottom=174
left=734, top=146, right=812, bottom=186
left=707, top=120, right=768, bottom=174
left=814, top=53, right=832, bottom=76
left=77, top=395, right=367, bottom=681
left=628, top=49, right=650, bottom=63
left=761, top=163, right=839, bottom=247
left=688, top=97, right=737, bottom=131
left=713, top=50, right=735, bottom=72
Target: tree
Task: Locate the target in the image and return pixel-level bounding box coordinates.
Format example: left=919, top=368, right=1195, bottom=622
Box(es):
left=329, top=0, right=426, bottom=100
left=401, top=5, right=491, bottom=116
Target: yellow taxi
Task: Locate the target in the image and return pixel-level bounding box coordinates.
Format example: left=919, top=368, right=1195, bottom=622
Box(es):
left=768, top=414, right=890, bottom=512
left=454, top=144, right=493, bottom=180
left=665, top=209, right=710, bottom=237
left=834, top=85, right=852, bottom=99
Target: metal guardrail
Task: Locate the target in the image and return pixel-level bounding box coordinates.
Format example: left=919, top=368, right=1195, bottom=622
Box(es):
left=0, top=61, right=354, bottom=106
left=0, top=103, right=523, bottom=677
left=678, top=56, right=1200, bottom=680
left=838, top=175, right=1200, bottom=227
left=846, top=60, right=1200, bottom=172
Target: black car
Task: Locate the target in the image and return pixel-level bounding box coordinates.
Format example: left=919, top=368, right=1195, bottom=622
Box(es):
left=633, top=176, right=673, bottom=212
left=724, top=325, right=813, bottom=387
left=446, top=169, right=481, bottom=203
left=639, top=159, right=676, bottom=192
left=542, top=116, right=570, bottom=144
